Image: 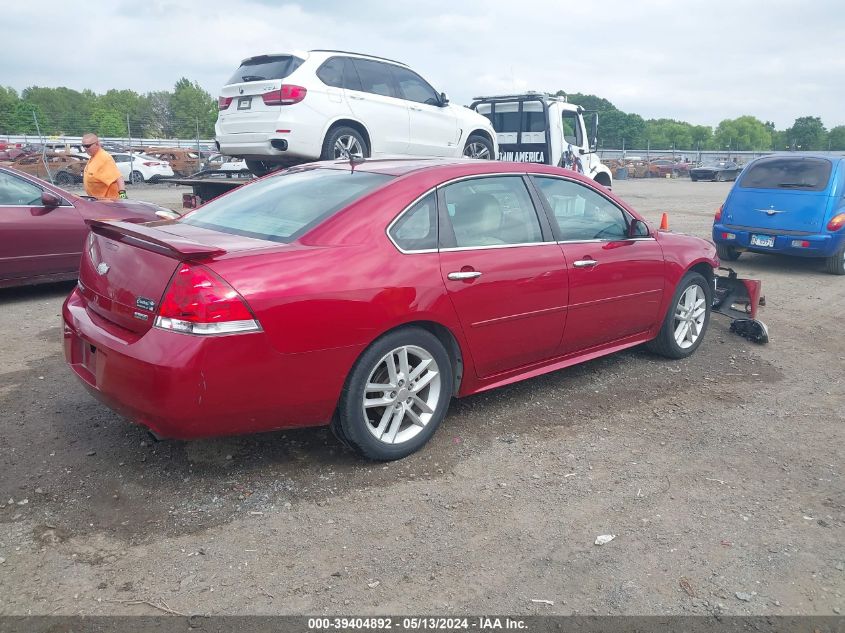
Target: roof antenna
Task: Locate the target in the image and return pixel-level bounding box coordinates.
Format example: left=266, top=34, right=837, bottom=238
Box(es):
left=348, top=154, right=365, bottom=173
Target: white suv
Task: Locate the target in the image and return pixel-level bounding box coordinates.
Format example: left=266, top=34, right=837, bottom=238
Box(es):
left=215, top=50, right=497, bottom=175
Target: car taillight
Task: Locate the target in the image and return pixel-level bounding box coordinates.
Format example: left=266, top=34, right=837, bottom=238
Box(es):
left=262, top=85, right=307, bottom=106
left=154, top=263, right=260, bottom=335
left=218, top=96, right=233, bottom=110
left=827, top=213, right=845, bottom=231
left=143, top=161, right=160, bottom=166
left=714, top=205, right=723, bottom=222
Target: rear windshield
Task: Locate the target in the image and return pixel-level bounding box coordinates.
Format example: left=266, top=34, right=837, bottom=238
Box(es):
left=181, top=168, right=394, bottom=243
left=227, top=55, right=303, bottom=84
left=739, top=157, right=832, bottom=191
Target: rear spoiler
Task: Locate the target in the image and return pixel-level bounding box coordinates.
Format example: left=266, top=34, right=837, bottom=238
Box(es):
left=86, top=219, right=226, bottom=259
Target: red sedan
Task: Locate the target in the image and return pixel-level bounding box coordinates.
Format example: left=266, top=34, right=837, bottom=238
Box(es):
left=0, top=166, right=178, bottom=288
left=63, top=159, right=718, bottom=460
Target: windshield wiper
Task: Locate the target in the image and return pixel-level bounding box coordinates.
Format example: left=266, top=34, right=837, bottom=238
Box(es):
left=777, top=182, right=813, bottom=188
left=240, top=75, right=266, bottom=81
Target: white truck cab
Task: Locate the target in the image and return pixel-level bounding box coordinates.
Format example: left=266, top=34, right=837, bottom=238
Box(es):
left=471, top=92, right=612, bottom=188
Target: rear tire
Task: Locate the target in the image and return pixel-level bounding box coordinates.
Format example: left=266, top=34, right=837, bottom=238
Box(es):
left=825, top=247, right=845, bottom=275
left=130, top=170, right=144, bottom=185
left=716, top=243, right=741, bottom=261
left=646, top=271, right=712, bottom=359
left=336, top=327, right=453, bottom=461
left=321, top=126, right=368, bottom=161
left=463, top=135, right=494, bottom=160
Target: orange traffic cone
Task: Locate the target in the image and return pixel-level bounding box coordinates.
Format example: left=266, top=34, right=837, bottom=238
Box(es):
left=659, top=213, right=669, bottom=231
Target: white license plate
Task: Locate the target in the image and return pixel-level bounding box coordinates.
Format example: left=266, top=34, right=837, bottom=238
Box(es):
left=750, top=234, right=775, bottom=247
left=237, top=97, right=252, bottom=110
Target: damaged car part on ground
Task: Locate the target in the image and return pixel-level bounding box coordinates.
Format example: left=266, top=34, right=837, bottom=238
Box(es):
left=63, top=158, right=721, bottom=461
left=712, top=267, right=768, bottom=344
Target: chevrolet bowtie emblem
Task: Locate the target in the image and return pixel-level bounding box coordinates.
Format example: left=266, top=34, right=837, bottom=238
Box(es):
left=96, top=262, right=110, bottom=275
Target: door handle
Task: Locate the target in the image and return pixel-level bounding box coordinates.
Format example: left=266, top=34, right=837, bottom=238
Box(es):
left=410, top=106, right=422, bottom=111
left=349, top=95, right=364, bottom=100
left=573, top=259, right=598, bottom=268
left=447, top=271, right=482, bottom=280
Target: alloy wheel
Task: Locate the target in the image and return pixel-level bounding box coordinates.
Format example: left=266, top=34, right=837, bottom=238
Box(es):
left=333, top=135, right=364, bottom=159
left=463, top=142, right=490, bottom=159
left=361, top=345, right=441, bottom=445
left=673, top=284, right=707, bottom=349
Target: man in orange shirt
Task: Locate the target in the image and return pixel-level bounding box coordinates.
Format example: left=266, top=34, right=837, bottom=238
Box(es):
left=81, top=133, right=126, bottom=199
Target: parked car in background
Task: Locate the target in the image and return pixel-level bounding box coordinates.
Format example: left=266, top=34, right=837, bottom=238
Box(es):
left=690, top=160, right=741, bottom=182
left=206, top=153, right=249, bottom=172
left=63, top=158, right=716, bottom=460
left=112, top=152, right=175, bottom=183
left=648, top=159, right=690, bottom=178
left=215, top=50, right=498, bottom=175
left=0, top=166, right=178, bottom=288
left=136, top=148, right=201, bottom=177
left=8, top=152, right=87, bottom=186
left=0, top=148, right=27, bottom=163
left=713, top=154, right=845, bottom=274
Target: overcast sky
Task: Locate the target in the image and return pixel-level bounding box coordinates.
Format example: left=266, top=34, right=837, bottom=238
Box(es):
left=6, top=0, right=845, bottom=129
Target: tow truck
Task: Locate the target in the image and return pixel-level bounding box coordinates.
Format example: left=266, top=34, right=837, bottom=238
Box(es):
left=470, top=92, right=613, bottom=188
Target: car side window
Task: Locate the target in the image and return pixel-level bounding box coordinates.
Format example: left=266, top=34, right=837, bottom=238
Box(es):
left=351, top=59, right=396, bottom=98
left=0, top=171, right=42, bottom=205
left=316, top=57, right=344, bottom=87
left=389, top=66, right=439, bottom=105
left=533, top=176, right=631, bottom=241
left=389, top=192, right=437, bottom=251
left=442, top=176, right=544, bottom=248
left=562, top=111, right=582, bottom=146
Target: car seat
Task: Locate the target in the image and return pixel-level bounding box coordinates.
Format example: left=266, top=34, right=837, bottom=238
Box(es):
left=451, top=193, right=505, bottom=246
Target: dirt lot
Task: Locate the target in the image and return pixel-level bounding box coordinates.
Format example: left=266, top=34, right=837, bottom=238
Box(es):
left=1, top=178, right=843, bottom=617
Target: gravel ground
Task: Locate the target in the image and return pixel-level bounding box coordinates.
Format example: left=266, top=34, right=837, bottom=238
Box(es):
left=0, top=178, right=843, bottom=617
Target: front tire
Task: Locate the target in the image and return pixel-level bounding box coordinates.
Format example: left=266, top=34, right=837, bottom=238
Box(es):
left=335, top=327, right=453, bottom=461
left=646, top=271, right=712, bottom=359
left=463, top=135, right=494, bottom=160
left=716, top=243, right=741, bottom=261
left=825, top=247, right=845, bottom=275
left=321, top=126, right=368, bottom=160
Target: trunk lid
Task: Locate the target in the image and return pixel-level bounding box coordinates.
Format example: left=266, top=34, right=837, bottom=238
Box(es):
left=724, top=189, right=832, bottom=233
left=78, top=220, right=274, bottom=334
left=218, top=80, right=283, bottom=135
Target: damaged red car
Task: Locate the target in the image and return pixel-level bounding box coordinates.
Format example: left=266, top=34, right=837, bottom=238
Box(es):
left=63, top=158, right=718, bottom=460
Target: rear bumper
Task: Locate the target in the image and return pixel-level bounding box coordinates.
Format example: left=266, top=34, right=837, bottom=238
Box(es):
left=62, top=288, right=351, bottom=439
left=215, top=121, right=322, bottom=162
left=713, top=223, right=844, bottom=258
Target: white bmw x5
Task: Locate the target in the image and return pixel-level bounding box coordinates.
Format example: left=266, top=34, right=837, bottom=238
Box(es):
left=215, top=50, right=498, bottom=175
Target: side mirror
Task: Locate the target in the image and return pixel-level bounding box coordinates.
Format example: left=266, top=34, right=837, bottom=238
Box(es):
left=590, top=112, right=599, bottom=151
left=439, top=92, right=450, bottom=107
left=629, top=218, right=650, bottom=238
left=41, top=191, right=61, bottom=209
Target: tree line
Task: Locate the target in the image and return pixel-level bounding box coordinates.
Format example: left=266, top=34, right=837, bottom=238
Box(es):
left=1, top=81, right=843, bottom=151
left=0, top=79, right=216, bottom=140
left=560, top=92, right=845, bottom=152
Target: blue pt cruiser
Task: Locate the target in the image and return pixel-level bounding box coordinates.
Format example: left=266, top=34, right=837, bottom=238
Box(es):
left=713, top=154, right=845, bottom=275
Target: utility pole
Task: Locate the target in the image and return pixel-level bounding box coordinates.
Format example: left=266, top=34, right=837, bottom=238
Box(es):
left=195, top=117, right=202, bottom=173
left=33, top=111, right=53, bottom=185
left=127, top=113, right=134, bottom=183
